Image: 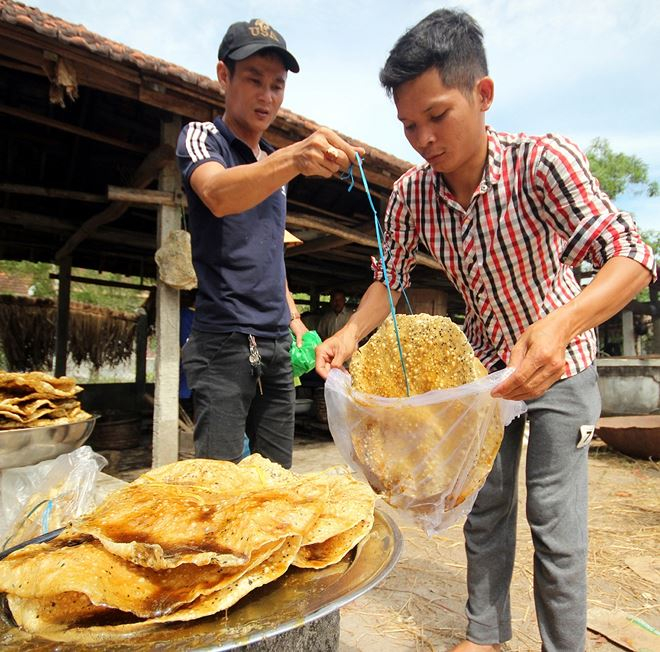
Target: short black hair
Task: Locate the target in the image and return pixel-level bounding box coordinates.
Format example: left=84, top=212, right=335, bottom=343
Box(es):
left=222, top=57, right=236, bottom=76
left=379, top=9, right=488, bottom=97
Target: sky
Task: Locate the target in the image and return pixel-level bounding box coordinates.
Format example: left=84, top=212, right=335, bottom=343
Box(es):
left=29, top=0, right=660, bottom=231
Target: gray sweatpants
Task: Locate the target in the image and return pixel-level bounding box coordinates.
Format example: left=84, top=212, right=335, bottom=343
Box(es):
left=463, top=364, right=601, bottom=651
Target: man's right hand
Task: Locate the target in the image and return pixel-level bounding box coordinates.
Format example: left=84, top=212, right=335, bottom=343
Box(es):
left=290, top=127, right=365, bottom=178
left=316, top=281, right=401, bottom=379
left=315, top=327, right=359, bottom=379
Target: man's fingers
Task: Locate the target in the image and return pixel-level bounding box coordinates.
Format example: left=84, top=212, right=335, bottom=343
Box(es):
left=323, top=131, right=365, bottom=163
left=316, top=353, right=332, bottom=379
left=315, top=336, right=350, bottom=378
left=323, top=146, right=341, bottom=162
left=493, top=364, right=561, bottom=400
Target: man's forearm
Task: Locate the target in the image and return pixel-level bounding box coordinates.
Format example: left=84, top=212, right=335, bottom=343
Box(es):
left=193, top=150, right=298, bottom=217
left=285, top=284, right=300, bottom=320
left=341, top=281, right=400, bottom=342
left=557, top=257, right=653, bottom=341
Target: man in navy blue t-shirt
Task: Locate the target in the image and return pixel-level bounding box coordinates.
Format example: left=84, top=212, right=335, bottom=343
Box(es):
left=176, top=19, right=362, bottom=468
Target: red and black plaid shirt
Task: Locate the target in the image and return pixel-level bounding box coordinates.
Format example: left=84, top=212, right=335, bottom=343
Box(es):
left=375, top=128, right=657, bottom=377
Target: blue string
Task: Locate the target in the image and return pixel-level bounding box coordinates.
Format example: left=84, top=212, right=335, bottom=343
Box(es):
left=351, top=153, right=410, bottom=396
left=371, top=217, right=414, bottom=315
left=339, top=165, right=355, bottom=192
left=343, top=164, right=413, bottom=316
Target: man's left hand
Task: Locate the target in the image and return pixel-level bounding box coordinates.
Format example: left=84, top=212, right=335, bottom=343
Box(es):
left=491, top=313, right=571, bottom=401
left=290, top=317, right=308, bottom=348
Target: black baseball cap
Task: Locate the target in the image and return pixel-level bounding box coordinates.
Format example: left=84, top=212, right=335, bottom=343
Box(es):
left=218, top=19, right=300, bottom=73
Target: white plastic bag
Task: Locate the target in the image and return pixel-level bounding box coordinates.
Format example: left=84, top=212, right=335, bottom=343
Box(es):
left=325, top=368, right=526, bottom=534
left=0, top=446, right=106, bottom=549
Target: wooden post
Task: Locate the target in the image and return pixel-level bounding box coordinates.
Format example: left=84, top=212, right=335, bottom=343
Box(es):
left=54, top=256, right=71, bottom=376
left=311, top=287, right=320, bottom=313
left=650, top=282, right=660, bottom=356
left=134, top=307, right=148, bottom=412
left=621, top=310, right=635, bottom=356
left=152, top=116, right=181, bottom=467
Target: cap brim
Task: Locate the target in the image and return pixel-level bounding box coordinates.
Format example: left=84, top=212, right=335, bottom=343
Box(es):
left=228, top=43, right=300, bottom=73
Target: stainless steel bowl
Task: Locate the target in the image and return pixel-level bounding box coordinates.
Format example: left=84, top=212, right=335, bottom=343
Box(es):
left=0, top=416, right=97, bottom=470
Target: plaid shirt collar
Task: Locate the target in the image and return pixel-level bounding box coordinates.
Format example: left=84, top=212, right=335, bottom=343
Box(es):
left=432, top=126, right=503, bottom=203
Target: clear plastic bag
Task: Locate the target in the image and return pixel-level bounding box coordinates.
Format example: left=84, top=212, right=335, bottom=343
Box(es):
left=324, top=368, right=526, bottom=534
left=0, top=446, right=107, bottom=549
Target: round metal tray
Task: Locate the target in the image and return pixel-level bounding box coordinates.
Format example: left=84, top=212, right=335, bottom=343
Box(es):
left=0, top=508, right=402, bottom=650
left=0, top=416, right=97, bottom=470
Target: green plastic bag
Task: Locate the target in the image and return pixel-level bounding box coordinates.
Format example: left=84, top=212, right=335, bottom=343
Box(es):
left=290, top=330, right=322, bottom=377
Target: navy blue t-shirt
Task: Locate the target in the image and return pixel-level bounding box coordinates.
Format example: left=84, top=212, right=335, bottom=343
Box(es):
left=176, top=118, right=289, bottom=338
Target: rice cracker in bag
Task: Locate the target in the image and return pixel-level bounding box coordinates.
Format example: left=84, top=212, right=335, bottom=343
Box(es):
left=325, top=314, right=526, bottom=534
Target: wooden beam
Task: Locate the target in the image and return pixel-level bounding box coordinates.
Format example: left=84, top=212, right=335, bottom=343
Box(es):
left=286, top=258, right=366, bottom=280
left=152, top=118, right=181, bottom=467
left=287, top=198, right=375, bottom=227
left=0, top=182, right=105, bottom=204
left=286, top=212, right=442, bottom=271
left=49, top=273, right=154, bottom=292
left=285, top=235, right=347, bottom=257
left=624, top=299, right=659, bottom=316
left=55, top=144, right=174, bottom=260
left=107, top=185, right=187, bottom=207
left=54, top=257, right=71, bottom=376
left=0, top=103, right=150, bottom=154
left=285, top=220, right=376, bottom=258
left=0, top=208, right=154, bottom=248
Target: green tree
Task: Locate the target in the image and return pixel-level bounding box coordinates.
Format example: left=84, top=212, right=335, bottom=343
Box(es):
left=0, top=260, right=150, bottom=311
left=0, top=260, right=56, bottom=297
left=586, top=138, right=658, bottom=199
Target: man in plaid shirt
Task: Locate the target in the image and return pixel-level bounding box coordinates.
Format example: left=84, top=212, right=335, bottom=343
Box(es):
left=316, top=9, right=655, bottom=652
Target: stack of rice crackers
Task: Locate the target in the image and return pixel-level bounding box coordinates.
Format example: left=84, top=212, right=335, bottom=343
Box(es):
left=0, top=372, right=91, bottom=430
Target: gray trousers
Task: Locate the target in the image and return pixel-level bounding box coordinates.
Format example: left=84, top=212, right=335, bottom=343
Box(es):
left=181, top=330, right=295, bottom=468
left=464, top=364, right=601, bottom=651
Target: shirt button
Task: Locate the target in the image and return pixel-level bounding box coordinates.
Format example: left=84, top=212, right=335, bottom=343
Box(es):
left=480, top=182, right=489, bottom=192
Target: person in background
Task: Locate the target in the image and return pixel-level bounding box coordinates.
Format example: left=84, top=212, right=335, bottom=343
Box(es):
left=301, top=307, right=323, bottom=332
left=316, top=289, right=353, bottom=341
left=176, top=18, right=362, bottom=468
left=316, top=9, right=655, bottom=651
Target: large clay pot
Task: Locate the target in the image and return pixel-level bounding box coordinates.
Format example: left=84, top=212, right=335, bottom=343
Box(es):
left=595, top=415, right=660, bottom=460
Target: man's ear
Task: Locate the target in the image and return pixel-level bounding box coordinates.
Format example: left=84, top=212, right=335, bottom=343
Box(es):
left=476, top=76, right=494, bottom=112
left=217, top=61, right=229, bottom=90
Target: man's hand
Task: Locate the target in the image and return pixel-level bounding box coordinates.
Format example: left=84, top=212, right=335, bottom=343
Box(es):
left=290, top=127, right=365, bottom=178
left=290, top=317, right=308, bottom=348
left=492, top=312, right=571, bottom=401
left=315, top=328, right=359, bottom=379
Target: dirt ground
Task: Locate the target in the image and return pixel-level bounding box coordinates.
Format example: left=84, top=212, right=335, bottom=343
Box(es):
left=100, top=429, right=659, bottom=652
